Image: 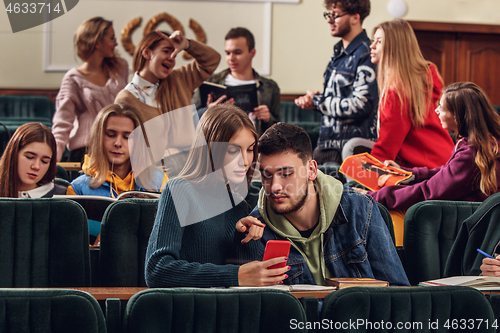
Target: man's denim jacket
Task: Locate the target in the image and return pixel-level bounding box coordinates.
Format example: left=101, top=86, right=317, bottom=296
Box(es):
left=312, top=30, right=379, bottom=151
left=251, top=187, right=409, bottom=286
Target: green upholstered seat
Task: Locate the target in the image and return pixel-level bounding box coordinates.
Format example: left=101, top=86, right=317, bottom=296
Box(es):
left=485, top=294, right=500, bottom=328
left=0, top=95, right=53, bottom=119
left=444, top=192, right=500, bottom=277
left=0, top=96, right=54, bottom=155
left=0, top=96, right=53, bottom=134
left=54, top=177, right=70, bottom=189
left=0, top=117, right=52, bottom=130
left=280, top=100, right=321, bottom=150
left=403, top=200, right=480, bottom=285
left=0, top=198, right=90, bottom=287
left=0, top=289, right=106, bottom=333
left=494, top=105, right=500, bottom=115
left=56, top=160, right=81, bottom=182
left=124, top=288, right=307, bottom=333
left=281, top=100, right=322, bottom=124
left=0, top=122, right=11, bottom=155
left=99, top=198, right=158, bottom=287
left=321, top=286, right=495, bottom=332
left=376, top=202, right=395, bottom=245
left=55, top=164, right=69, bottom=181
left=61, top=195, right=114, bottom=246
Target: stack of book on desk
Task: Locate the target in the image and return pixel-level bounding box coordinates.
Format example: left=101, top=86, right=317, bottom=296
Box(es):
left=325, top=277, right=389, bottom=289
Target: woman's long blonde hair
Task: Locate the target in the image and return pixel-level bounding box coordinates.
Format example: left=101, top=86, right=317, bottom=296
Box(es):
left=85, top=103, right=141, bottom=188
left=74, top=16, right=125, bottom=79
left=178, top=104, right=258, bottom=189
left=443, top=82, right=500, bottom=196
left=374, top=19, right=439, bottom=128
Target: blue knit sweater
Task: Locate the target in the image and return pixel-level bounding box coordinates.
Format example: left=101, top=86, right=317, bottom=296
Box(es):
left=145, top=178, right=259, bottom=287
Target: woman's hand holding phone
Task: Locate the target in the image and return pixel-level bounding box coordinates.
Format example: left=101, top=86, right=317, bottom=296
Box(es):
left=237, top=240, right=292, bottom=286
left=238, top=258, right=290, bottom=286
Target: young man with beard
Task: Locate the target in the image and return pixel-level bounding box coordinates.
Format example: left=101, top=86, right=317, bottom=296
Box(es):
left=242, top=123, right=408, bottom=286
left=295, top=0, right=378, bottom=166
left=193, top=27, right=280, bottom=136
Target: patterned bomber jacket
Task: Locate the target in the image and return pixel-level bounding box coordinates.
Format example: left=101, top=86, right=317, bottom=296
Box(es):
left=312, top=30, right=379, bottom=151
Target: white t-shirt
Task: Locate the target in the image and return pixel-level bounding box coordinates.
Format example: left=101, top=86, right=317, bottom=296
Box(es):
left=224, top=74, right=256, bottom=87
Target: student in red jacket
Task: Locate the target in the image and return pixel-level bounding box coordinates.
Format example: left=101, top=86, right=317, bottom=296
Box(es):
left=344, top=19, right=454, bottom=169
left=370, top=19, right=454, bottom=168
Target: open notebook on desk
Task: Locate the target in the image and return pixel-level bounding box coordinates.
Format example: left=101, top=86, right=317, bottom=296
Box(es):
left=229, top=284, right=337, bottom=292
left=419, top=276, right=500, bottom=290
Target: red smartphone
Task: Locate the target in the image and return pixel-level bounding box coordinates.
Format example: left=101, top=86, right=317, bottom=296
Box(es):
left=262, top=240, right=291, bottom=269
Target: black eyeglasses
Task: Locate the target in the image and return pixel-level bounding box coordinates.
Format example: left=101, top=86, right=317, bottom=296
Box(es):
left=323, top=11, right=349, bottom=21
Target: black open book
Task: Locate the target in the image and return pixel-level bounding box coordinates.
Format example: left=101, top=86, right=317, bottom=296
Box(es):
left=199, top=81, right=258, bottom=114
left=54, top=192, right=160, bottom=245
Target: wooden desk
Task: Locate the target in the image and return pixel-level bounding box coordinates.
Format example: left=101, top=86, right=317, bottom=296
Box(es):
left=67, top=287, right=147, bottom=300
left=289, top=289, right=335, bottom=298
left=46, top=287, right=335, bottom=300
left=45, top=286, right=496, bottom=302
left=57, top=162, right=81, bottom=171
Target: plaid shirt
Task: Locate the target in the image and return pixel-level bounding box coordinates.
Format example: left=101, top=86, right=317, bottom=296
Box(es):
left=312, top=30, right=378, bottom=150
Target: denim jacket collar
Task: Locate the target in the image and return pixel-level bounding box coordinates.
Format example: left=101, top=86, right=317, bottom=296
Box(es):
left=334, top=30, right=370, bottom=57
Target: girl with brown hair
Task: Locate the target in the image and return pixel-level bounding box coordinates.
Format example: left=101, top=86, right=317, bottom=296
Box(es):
left=145, top=104, right=288, bottom=288
left=52, top=16, right=129, bottom=163
left=367, top=82, right=500, bottom=245
left=0, top=122, right=65, bottom=198
left=115, top=30, right=220, bottom=177
left=116, top=30, right=219, bottom=122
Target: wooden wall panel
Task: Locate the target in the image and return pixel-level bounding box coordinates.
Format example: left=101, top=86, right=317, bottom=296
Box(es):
left=409, top=21, right=500, bottom=105
left=456, top=34, right=500, bottom=103
left=414, top=31, right=456, bottom=85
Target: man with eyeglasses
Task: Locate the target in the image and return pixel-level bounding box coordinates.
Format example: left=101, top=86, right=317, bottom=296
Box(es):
left=295, top=0, right=378, bottom=166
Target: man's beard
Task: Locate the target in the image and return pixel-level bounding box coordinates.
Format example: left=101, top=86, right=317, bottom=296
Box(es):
left=333, top=20, right=351, bottom=38
left=270, top=184, right=308, bottom=215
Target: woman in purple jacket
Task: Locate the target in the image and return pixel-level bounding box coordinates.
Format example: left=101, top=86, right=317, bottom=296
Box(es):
left=364, top=82, right=500, bottom=245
